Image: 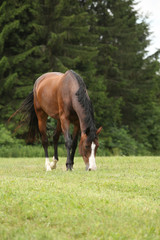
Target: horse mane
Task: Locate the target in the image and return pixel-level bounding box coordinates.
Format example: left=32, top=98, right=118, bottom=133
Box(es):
left=69, top=70, right=97, bottom=141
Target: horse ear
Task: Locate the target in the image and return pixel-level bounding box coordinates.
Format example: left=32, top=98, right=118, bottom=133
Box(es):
left=96, top=126, right=102, bottom=136
left=85, top=127, right=90, bottom=136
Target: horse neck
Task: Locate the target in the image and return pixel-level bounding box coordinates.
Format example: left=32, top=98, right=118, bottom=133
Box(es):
left=75, top=104, right=96, bottom=136
left=70, top=70, right=95, bottom=135
left=79, top=117, right=88, bottom=134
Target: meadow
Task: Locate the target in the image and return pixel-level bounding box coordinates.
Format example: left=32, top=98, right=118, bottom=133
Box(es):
left=0, top=156, right=160, bottom=240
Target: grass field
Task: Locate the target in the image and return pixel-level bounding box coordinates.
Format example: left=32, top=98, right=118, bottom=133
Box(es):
left=0, top=156, right=160, bottom=240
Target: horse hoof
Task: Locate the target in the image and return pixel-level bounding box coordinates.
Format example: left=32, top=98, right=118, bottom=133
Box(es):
left=50, top=159, right=58, bottom=169
left=46, top=166, right=52, bottom=171
left=66, top=165, right=73, bottom=171
left=66, top=168, right=72, bottom=171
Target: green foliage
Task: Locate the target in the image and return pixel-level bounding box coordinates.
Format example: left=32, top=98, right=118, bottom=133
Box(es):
left=0, top=124, right=15, bottom=145
left=0, top=0, right=160, bottom=155
left=0, top=145, right=66, bottom=158
left=106, top=126, right=150, bottom=156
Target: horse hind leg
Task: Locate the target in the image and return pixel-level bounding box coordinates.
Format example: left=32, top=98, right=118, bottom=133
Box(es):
left=50, top=120, right=62, bottom=169
left=37, top=110, right=52, bottom=171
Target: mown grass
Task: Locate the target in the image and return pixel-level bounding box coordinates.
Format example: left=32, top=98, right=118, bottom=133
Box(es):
left=0, top=156, right=160, bottom=240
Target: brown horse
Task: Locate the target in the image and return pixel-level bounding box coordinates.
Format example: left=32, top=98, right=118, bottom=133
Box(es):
left=13, top=70, right=102, bottom=171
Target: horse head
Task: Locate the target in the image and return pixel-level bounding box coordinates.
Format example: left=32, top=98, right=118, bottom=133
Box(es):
left=79, top=127, right=102, bottom=170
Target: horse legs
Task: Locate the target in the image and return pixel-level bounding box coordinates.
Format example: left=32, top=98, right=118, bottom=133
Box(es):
left=50, top=120, right=62, bottom=169
left=53, top=120, right=62, bottom=160
left=37, top=110, right=51, bottom=171
left=60, top=116, right=73, bottom=170
left=70, top=124, right=80, bottom=166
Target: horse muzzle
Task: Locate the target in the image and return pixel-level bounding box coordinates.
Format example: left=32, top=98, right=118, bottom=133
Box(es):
left=89, top=165, right=97, bottom=171
left=86, top=163, right=97, bottom=171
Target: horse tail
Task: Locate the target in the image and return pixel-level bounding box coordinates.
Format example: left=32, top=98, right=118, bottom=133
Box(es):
left=9, top=91, right=40, bottom=143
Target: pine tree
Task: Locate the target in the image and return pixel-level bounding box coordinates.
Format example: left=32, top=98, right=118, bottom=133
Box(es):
left=89, top=0, right=126, bottom=130
left=34, top=0, right=97, bottom=78
left=0, top=0, right=46, bottom=128
left=1, top=0, right=160, bottom=154
left=130, top=53, right=160, bottom=154
left=0, top=0, right=98, bottom=138
left=90, top=0, right=160, bottom=154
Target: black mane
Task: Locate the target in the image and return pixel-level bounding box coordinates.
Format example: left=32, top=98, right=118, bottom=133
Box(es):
left=69, top=70, right=97, bottom=142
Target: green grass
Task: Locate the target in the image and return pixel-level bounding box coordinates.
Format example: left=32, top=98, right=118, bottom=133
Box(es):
left=0, top=156, right=160, bottom=240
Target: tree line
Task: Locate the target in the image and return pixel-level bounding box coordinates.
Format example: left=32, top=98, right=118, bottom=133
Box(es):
left=0, top=0, right=160, bottom=155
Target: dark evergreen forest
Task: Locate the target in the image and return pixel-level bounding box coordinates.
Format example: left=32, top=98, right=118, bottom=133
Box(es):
left=0, top=0, right=160, bottom=155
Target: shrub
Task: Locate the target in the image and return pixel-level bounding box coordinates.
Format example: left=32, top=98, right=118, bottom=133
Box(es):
left=0, top=144, right=67, bottom=158
left=105, top=127, right=149, bottom=156
left=0, top=124, right=16, bottom=145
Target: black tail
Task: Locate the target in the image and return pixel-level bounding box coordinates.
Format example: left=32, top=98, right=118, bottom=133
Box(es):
left=9, top=91, right=40, bottom=143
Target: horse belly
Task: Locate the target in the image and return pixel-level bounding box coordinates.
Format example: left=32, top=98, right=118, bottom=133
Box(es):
left=35, top=78, right=60, bottom=119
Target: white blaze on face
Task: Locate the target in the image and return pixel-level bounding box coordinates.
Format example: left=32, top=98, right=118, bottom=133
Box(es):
left=88, top=142, right=97, bottom=170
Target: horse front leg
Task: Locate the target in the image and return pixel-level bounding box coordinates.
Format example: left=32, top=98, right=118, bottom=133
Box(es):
left=60, top=116, right=73, bottom=171
left=65, top=131, right=73, bottom=171
left=70, top=124, right=80, bottom=167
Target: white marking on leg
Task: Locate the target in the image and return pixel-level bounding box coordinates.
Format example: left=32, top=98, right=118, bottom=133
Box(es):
left=45, top=158, right=52, bottom=171
left=89, top=142, right=97, bottom=170
left=50, top=157, right=58, bottom=169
